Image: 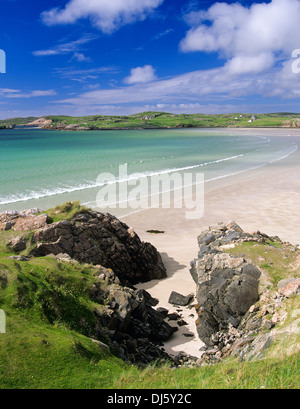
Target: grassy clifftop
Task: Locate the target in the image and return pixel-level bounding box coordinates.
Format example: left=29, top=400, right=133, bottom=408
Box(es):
left=0, top=204, right=299, bottom=389
left=43, top=112, right=300, bottom=130
left=1, top=111, right=300, bottom=130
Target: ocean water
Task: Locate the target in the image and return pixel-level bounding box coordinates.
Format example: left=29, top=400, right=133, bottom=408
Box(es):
left=0, top=127, right=297, bottom=215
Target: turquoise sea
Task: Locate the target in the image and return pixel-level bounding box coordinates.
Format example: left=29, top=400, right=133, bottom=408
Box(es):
left=0, top=127, right=297, bottom=215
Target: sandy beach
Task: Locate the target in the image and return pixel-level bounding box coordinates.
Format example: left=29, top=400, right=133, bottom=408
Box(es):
left=121, top=129, right=300, bottom=358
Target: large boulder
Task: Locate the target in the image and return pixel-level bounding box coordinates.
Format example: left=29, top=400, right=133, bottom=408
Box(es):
left=30, top=211, right=166, bottom=285
left=190, top=222, right=261, bottom=346
left=168, top=291, right=194, bottom=306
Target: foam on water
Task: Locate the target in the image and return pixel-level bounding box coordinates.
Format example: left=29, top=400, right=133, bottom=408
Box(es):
left=0, top=127, right=297, bottom=212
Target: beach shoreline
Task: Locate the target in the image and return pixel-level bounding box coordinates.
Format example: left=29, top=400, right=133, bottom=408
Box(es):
left=2, top=126, right=300, bottom=359
left=121, top=128, right=300, bottom=358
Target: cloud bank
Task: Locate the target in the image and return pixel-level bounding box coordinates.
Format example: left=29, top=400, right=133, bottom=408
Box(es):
left=41, top=0, right=164, bottom=33
left=46, top=0, right=300, bottom=114
left=5, top=0, right=298, bottom=119
left=180, top=0, right=300, bottom=75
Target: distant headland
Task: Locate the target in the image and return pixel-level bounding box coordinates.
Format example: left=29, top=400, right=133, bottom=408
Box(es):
left=1, top=111, right=300, bottom=131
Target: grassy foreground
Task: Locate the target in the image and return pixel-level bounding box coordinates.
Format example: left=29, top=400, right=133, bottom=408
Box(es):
left=0, top=204, right=299, bottom=389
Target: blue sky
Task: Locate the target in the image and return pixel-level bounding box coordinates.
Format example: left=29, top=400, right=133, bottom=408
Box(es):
left=1, top=0, right=300, bottom=119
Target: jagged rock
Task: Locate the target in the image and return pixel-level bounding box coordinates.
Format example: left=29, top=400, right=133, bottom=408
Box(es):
left=277, top=278, right=300, bottom=298
left=177, top=319, right=188, bottom=326
left=168, top=291, right=194, bottom=306
left=94, top=285, right=177, bottom=365
left=238, top=334, right=273, bottom=361
left=97, top=266, right=121, bottom=285
left=167, top=312, right=181, bottom=321
left=156, top=307, right=169, bottom=317
left=0, top=211, right=49, bottom=231
left=90, top=338, right=110, bottom=353
left=29, top=211, right=166, bottom=285
left=7, top=236, right=28, bottom=252
left=0, top=221, right=12, bottom=231
left=1, top=208, right=166, bottom=285
left=53, top=253, right=73, bottom=262
left=191, top=222, right=261, bottom=346
left=0, top=207, right=175, bottom=365
left=7, top=255, right=30, bottom=261
left=194, top=261, right=261, bottom=345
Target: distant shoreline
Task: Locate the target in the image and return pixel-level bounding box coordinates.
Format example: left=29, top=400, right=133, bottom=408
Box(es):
left=0, top=124, right=298, bottom=131
left=122, top=128, right=300, bottom=357
left=1, top=111, right=300, bottom=131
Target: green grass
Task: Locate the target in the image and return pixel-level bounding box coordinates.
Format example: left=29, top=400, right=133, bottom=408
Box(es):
left=42, top=201, right=90, bottom=223
left=112, top=354, right=299, bottom=389
left=0, top=251, right=129, bottom=389
left=0, top=318, right=127, bottom=389
left=44, top=112, right=300, bottom=130
left=1, top=111, right=300, bottom=130
left=45, top=111, right=300, bottom=130
left=0, top=216, right=299, bottom=389
left=225, top=240, right=300, bottom=287
left=0, top=252, right=158, bottom=389
left=0, top=117, right=38, bottom=128
left=1, top=311, right=298, bottom=389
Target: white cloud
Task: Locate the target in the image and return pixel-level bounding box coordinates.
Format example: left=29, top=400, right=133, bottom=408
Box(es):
left=22, top=0, right=300, bottom=116
left=180, top=0, right=300, bottom=75
left=0, top=89, right=56, bottom=98
left=0, top=88, right=20, bottom=94
left=52, top=66, right=119, bottom=84
left=33, top=34, right=98, bottom=57
left=154, top=28, right=174, bottom=40
left=53, top=56, right=300, bottom=109
left=52, top=69, right=249, bottom=105
left=124, top=65, right=157, bottom=84
left=29, top=90, right=57, bottom=97
left=54, top=66, right=118, bottom=77
left=72, top=52, right=91, bottom=62
left=41, top=0, right=164, bottom=33
left=224, top=53, right=274, bottom=75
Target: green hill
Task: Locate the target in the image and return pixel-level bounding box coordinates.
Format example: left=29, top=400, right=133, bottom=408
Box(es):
left=1, top=112, right=300, bottom=130
left=43, top=112, right=300, bottom=130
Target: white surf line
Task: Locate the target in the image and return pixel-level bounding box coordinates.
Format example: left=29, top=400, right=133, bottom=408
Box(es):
left=0, top=154, right=245, bottom=205
left=117, top=143, right=298, bottom=219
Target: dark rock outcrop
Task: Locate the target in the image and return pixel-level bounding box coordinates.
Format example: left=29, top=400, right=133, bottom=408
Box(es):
left=29, top=211, right=166, bottom=285
left=93, top=275, right=177, bottom=364
left=0, top=207, right=175, bottom=365
left=7, top=236, right=28, bottom=252
left=168, top=291, right=194, bottom=306
left=190, top=222, right=262, bottom=346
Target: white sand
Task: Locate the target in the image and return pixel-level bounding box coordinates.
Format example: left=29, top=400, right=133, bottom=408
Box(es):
left=121, top=129, right=300, bottom=358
